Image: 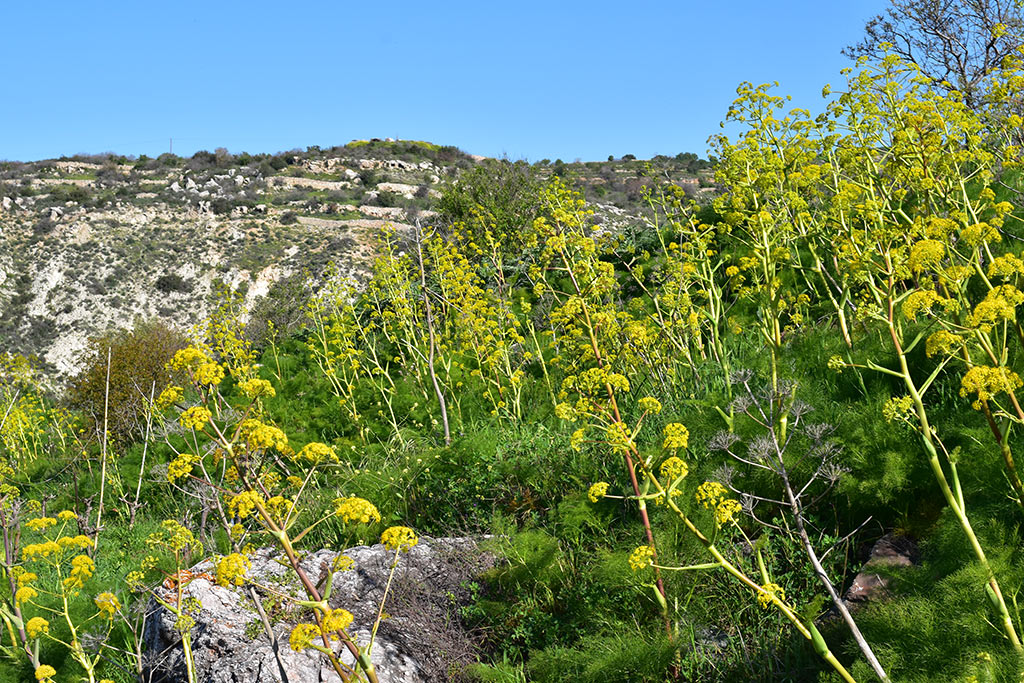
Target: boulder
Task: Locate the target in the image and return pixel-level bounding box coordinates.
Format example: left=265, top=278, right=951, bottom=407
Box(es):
left=844, top=534, right=918, bottom=604
left=143, top=537, right=493, bottom=683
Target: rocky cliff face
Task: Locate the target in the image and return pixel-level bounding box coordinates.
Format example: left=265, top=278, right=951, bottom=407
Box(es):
left=0, top=146, right=455, bottom=385
left=0, top=142, right=711, bottom=387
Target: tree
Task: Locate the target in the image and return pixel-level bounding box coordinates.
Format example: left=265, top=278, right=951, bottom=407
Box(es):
left=844, top=0, right=1024, bottom=108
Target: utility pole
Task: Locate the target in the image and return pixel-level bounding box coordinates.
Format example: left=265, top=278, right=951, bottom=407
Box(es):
left=169, top=137, right=173, bottom=155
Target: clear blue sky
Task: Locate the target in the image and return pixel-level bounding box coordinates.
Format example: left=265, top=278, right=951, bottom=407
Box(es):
left=0, top=0, right=885, bottom=163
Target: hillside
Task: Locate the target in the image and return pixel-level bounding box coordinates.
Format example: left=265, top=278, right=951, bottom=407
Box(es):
left=0, top=141, right=713, bottom=385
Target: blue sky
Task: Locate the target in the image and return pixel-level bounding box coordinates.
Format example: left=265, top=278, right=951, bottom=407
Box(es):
left=0, top=1, right=885, bottom=163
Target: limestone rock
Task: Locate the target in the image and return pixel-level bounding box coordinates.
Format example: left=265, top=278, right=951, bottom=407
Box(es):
left=143, top=537, right=493, bottom=683
left=844, top=534, right=918, bottom=604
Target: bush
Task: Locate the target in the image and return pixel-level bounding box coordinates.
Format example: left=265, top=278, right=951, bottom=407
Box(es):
left=279, top=211, right=299, bottom=225
left=68, top=320, right=188, bottom=442
left=154, top=273, right=191, bottom=294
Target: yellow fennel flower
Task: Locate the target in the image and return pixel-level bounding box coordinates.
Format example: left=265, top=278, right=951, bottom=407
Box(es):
left=289, top=622, right=320, bottom=652
left=334, top=497, right=381, bottom=525
left=587, top=482, right=609, bottom=503
left=26, top=617, right=49, bottom=638
left=662, top=423, right=690, bottom=450
left=628, top=545, right=655, bottom=571
left=179, top=406, right=212, bottom=431
left=34, top=664, right=56, bottom=682
left=216, top=553, right=251, bottom=587
left=660, top=456, right=689, bottom=482
left=381, top=526, right=418, bottom=552
left=94, top=591, right=121, bottom=618
left=758, top=582, right=785, bottom=609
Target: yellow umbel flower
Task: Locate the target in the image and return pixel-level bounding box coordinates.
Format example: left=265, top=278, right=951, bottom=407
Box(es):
left=907, top=239, right=945, bottom=272
left=925, top=330, right=962, bottom=358
left=216, top=553, right=251, bottom=587
left=322, top=607, right=355, bottom=634
left=239, top=419, right=288, bottom=452
left=56, top=510, right=76, bottom=522
left=169, top=347, right=208, bottom=371
left=64, top=554, right=96, bottom=591
left=194, top=362, right=225, bottom=387
left=961, top=366, right=1024, bottom=409
left=334, top=497, right=381, bottom=525
left=167, top=452, right=199, bottom=484
left=288, top=622, right=320, bottom=652
left=239, top=378, right=275, bottom=399
left=228, top=491, right=263, bottom=520
left=587, top=482, right=610, bottom=503
left=34, top=664, right=56, bottom=682
left=882, top=395, right=915, bottom=423
left=637, top=397, right=663, bottom=414
left=381, top=526, right=418, bottom=552
left=695, top=481, right=728, bottom=509
left=179, top=406, right=212, bottom=431
left=628, top=545, right=655, bottom=571
left=15, top=586, right=38, bottom=606
left=94, top=591, right=121, bottom=619
left=25, top=517, right=56, bottom=532
left=296, top=442, right=337, bottom=464
left=156, top=385, right=183, bottom=410
left=715, top=499, right=743, bottom=525
left=662, top=423, right=690, bottom=450
left=660, top=456, right=689, bottom=482
left=757, top=582, right=785, bottom=609
left=26, top=617, right=49, bottom=638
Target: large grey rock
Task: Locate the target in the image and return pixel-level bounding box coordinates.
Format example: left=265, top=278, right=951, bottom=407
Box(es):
left=143, top=537, right=492, bottom=683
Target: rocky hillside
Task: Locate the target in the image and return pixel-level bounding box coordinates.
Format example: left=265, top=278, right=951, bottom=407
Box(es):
left=0, top=141, right=713, bottom=385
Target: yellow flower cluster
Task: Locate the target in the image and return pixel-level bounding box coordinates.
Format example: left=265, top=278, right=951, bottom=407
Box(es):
left=239, top=419, right=288, bottom=452
left=695, top=481, right=741, bottom=525
left=289, top=622, right=320, bottom=652
left=757, top=582, right=785, bottom=609
left=628, top=545, right=655, bottom=571
left=25, top=517, right=57, bottom=532
left=23, top=541, right=61, bottom=561
left=179, top=406, right=212, bottom=431
left=34, top=665, right=56, bottom=682
left=228, top=491, right=264, bottom=520
left=925, top=330, right=963, bottom=358
left=322, top=607, right=354, bottom=632
left=662, top=423, right=690, bottom=450
left=967, top=285, right=1024, bottom=329
left=156, top=385, right=183, bottom=410
left=64, top=554, right=96, bottom=591
left=882, top=395, right=916, bottom=423
left=381, top=526, right=418, bottom=552
left=194, top=362, right=225, bottom=386
left=660, top=456, right=689, bottom=482
left=57, top=510, right=76, bottom=522
left=987, top=253, right=1024, bottom=279
left=94, top=591, right=121, bottom=618
left=587, top=482, right=609, bottom=503
left=16, top=586, right=38, bottom=605
left=167, top=452, right=199, bottom=484
left=334, top=497, right=381, bottom=525
left=169, top=347, right=208, bottom=371
left=26, top=617, right=49, bottom=638
left=570, top=428, right=586, bottom=452
left=216, top=553, right=251, bottom=587
left=637, top=396, right=663, bottom=414
left=960, top=366, right=1024, bottom=409
left=296, top=442, right=338, bottom=464
left=907, top=239, right=945, bottom=272
left=239, top=378, right=276, bottom=399
left=902, top=290, right=955, bottom=321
